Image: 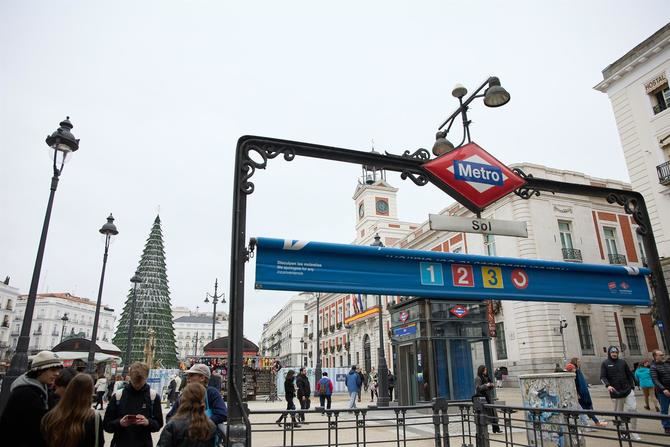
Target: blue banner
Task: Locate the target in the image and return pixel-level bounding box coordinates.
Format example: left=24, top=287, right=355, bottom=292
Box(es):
left=254, top=238, right=651, bottom=306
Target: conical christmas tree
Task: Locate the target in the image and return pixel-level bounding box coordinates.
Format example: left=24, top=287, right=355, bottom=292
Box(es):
left=113, top=215, right=178, bottom=368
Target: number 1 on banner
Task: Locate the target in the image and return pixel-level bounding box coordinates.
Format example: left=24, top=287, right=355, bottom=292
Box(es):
left=420, top=262, right=444, bottom=286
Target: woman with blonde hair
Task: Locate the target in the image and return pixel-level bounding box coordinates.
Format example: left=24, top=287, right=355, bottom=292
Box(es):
left=158, top=383, right=216, bottom=447
left=41, top=373, right=104, bottom=447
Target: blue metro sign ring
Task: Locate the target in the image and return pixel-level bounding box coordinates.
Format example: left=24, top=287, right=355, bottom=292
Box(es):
left=422, top=142, right=526, bottom=209
left=450, top=305, right=469, bottom=318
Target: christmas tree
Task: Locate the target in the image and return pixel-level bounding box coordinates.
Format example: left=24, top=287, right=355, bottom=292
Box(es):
left=113, top=215, right=178, bottom=368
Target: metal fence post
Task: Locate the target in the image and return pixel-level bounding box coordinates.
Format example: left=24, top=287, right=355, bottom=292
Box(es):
left=472, top=396, right=490, bottom=447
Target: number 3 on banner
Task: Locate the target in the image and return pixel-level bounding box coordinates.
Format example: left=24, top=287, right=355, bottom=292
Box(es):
left=451, top=264, right=474, bottom=287
left=420, top=262, right=444, bottom=286
left=482, top=266, right=504, bottom=289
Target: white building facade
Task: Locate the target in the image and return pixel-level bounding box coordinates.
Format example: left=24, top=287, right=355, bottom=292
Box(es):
left=594, top=23, right=670, bottom=294
left=258, top=294, right=309, bottom=368
left=173, top=313, right=227, bottom=359
left=10, top=292, right=116, bottom=355
left=0, top=277, right=20, bottom=361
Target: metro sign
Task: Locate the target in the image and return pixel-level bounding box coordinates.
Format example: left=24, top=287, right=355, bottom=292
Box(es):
left=450, top=305, right=469, bottom=319
left=422, top=142, right=526, bottom=210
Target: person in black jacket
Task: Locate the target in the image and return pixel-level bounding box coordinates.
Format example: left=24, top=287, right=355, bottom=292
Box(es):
left=600, top=346, right=639, bottom=439
left=295, top=367, right=311, bottom=423
left=474, top=365, right=501, bottom=434
left=650, top=349, right=670, bottom=434
left=103, top=362, right=164, bottom=447
left=0, top=350, right=63, bottom=447
left=276, top=370, right=300, bottom=427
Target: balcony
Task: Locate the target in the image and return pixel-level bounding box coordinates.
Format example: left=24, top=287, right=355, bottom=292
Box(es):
left=1, top=321, right=9, bottom=328
left=658, top=160, right=670, bottom=186
left=608, top=253, right=627, bottom=265
left=329, top=325, right=335, bottom=333
left=561, top=248, right=582, bottom=262
left=308, top=332, right=313, bottom=340
left=51, top=330, right=59, bottom=336
left=337, top=322, right=343, bottom=330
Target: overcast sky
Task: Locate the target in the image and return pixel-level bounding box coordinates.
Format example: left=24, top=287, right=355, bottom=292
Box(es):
left=1, top=2, right=667, bottom=343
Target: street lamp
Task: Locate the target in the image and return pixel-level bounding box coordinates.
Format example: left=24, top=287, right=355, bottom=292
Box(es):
left=299, top=337, right=304, bottom=367
left=122, top=271, right=142, bottom=377
left=204, top=278, right=225, bottom=342
left=0, top=117, right=80, bottom=416
left=370, top=233, right=390, bottom=407
left=432, top=77, right=511, bottom=156
left=86, top=214, right=119, bottom=374
left=559, top=318, right=568, bottom=364
left=314, top=292, right=322, bottom=381
left=60, top=313, right=69, bottom=342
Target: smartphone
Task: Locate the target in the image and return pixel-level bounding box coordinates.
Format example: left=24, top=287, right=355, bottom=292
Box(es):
left=126, top=415, right=137, bottom=422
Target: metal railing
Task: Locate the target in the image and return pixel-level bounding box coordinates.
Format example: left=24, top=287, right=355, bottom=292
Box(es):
left=608, top=253, right=627, bottom=265
left=561, top=248, right=583, bottom=262
left=244, top=398, right=670, bottom=447
left=657, top=160, right=670, bottom=185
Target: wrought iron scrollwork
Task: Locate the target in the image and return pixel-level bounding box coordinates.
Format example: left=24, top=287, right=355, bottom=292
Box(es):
left=400, top=171, right=429, bottom=186
left=399, top=148, right=431, bottom=161
left=240, top=142, right=296, bottom=194
left=512, top=167, right=541, bottom=199
left=606, top=193, right=649, bottom=235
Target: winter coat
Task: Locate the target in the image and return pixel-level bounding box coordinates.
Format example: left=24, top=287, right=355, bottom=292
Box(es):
left=296, top=374, right=311, bottom=399
left=167, top=386, right=227, bottom=425
left=574, top=369, right=592, bottom=407
left=157, top=416, right=216, bottom=447
left=600, top=354, right=635, bottom=398
left=651, top=360, right=670, bottom=391
left=634, top=366, right=654, bottom=389
left=346, top=370, right=362, bottom=393
left=96, top=377, right=108, bottom=393
left=0, top=373, right=49, bottom=447
left=103, top=383, right=164, bottom=447
left=284, top=377, right=296, bottom=399
left=316, top=377, right=333, bottom=396
left=474, top=374, right=494, bottom=404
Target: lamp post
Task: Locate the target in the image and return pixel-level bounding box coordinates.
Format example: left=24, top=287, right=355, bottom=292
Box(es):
left=194, top=331, right=199, bottom=356
left=86, top=214, right=119, bottom=374
left=314, top=292, right=322, bottom=381
left=122, top=271, right=142, bottom=378
left=0, top=117, right=80, bottom=416
left=370, top=234, right=390, bottom=407
left=299, top=337, right=304, bottom=367
left=204, top=278, right=225, bottom=342
left=559, top=318, right=568, bottom=364
left=60, top=313, right=69, bottom=342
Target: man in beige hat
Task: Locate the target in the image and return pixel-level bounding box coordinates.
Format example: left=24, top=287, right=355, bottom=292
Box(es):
left=0, top=350, right=63, bottom=447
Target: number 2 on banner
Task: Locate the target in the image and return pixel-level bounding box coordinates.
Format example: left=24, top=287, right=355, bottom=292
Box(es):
left=420, top=262, right=444, bottom=286
left=451, top=264, right=474, bottom=287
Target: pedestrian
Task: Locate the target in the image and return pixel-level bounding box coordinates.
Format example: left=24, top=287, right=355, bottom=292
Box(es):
left=316, top=372, right=333, bottom=409
left=388, top=371, right=395, bottom=401
left=167, top=375, right=178, bottom=407
left=346, top=365, right=363, bottom=409
left=0, top=350, right=63, bottom=447
left=295, top=367, right=311, bottom=423
left=41, top=373, right=104, bottom=447
left=650, top=349, right=670, bottom=434
left=634, top=358, right=660, bottom=411
left=474, top=365, right=501, bottom=434
left=112, top=374, right=126, bottom=393
left=494, top=368, right=503, bottom=388
left=103, top=362, right=164, bottom=447
left=107, top=376, right=116, bottom=402
left=48, top=367, right=78, bottom=409
left=157, top=383, right=216, bottom=447
left=94, top=374, right=108, bottom=410
left=276, top=370, right=300, bottom=427
left=357, top=368, right=366, bottom=402
left=600, top=346, right=640, bottom=440
left=370, top=377, right=378, bottom=402
left=567, top=358, right=607, bottom=427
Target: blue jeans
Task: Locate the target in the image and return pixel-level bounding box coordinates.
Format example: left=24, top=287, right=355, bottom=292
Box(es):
left=658, top=392, right=670, bottom=429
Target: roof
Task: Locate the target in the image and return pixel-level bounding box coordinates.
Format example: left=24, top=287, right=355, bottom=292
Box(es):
left=18, top=292, right=114, bottom=311
left=602, top=23, right=670, bottom=79
left=174, top=315, right=223, bottom=324
left=203, top=336, right=259, bottom=353
left=52, top=338, right=122, bottom=355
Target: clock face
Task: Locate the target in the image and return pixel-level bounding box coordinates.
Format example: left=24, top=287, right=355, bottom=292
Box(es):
left=376, top=199, right=389, bottom=214
left=358, top=203, right=364, bottom=218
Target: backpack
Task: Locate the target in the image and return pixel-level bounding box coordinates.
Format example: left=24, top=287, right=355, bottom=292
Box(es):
left=114, top=386, right=158, bottom=418
left=318, top=378, right=329, bottom=396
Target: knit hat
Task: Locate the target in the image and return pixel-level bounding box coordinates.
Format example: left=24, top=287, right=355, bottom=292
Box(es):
left=608, top=346, right=619, bottom=354
left=564, top=363, right=576, bottom=372
left=186, top=363, right=211, bottom=379
left=29, top=351, right=63, bottom=372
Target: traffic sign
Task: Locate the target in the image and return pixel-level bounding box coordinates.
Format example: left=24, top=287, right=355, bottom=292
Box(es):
left=429, top=214, right=528, bottom=238
left=254, top=238, right=652, bottom=306
left=450, top=305, right=469, bottom=318
left=399, top=310, right=409, bottom=322
left=422, top=142, right=526, bottom=210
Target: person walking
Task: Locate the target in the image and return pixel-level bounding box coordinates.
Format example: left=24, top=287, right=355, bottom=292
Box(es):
left=567, top=358, right=607, bottom=427
left=650, top=349, right=670, bottom=434
left=635, top=359, right=660, bottom=411
left=41, top=373, right=104, bottom=447
left=0, top=350, right=63, bottom=447
left=388, top=371, right=395, bottom=401
left=474, top=365, right=501, bottom=434
left=167, top=375, right=178, bottom=407
left=157, top=383, right=216, bottom=447
left=346, top=365, right=363, bottom=409
left=295, top=367, right=311, bottom=423
left=94, top=375, right=108, bottom=410
left=316, top=372, right=333, bottom=409
left=48, top=367, right=78, bottom=409
left=600, top=346, right=639, bottom=440
left=103, top=362, right=164, bottom=447
left=276, top=370, right=300, bottom=427
left=357, top=369, right=366, bottom=403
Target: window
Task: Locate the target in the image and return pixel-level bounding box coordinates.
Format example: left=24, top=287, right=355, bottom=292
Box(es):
left=484, top=234, right=496, bottom=256
left=452, top=246, right=463, bottom=254
left=623, top=318, right=641, bottom=355
left=495, top=322, right=508, bottom=360
left=576, top=316, right=594, bottom=355
left=603, top=227, right=619, bottom=255
left=558, top=221, right=574, bottom=249
left=646, top=73, right=669, bottom=115
left=637, top=233, right=646, bottom=264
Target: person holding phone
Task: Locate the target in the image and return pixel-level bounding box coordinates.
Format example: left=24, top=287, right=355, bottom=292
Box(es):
left=103, top=362, right=163, bottom=447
